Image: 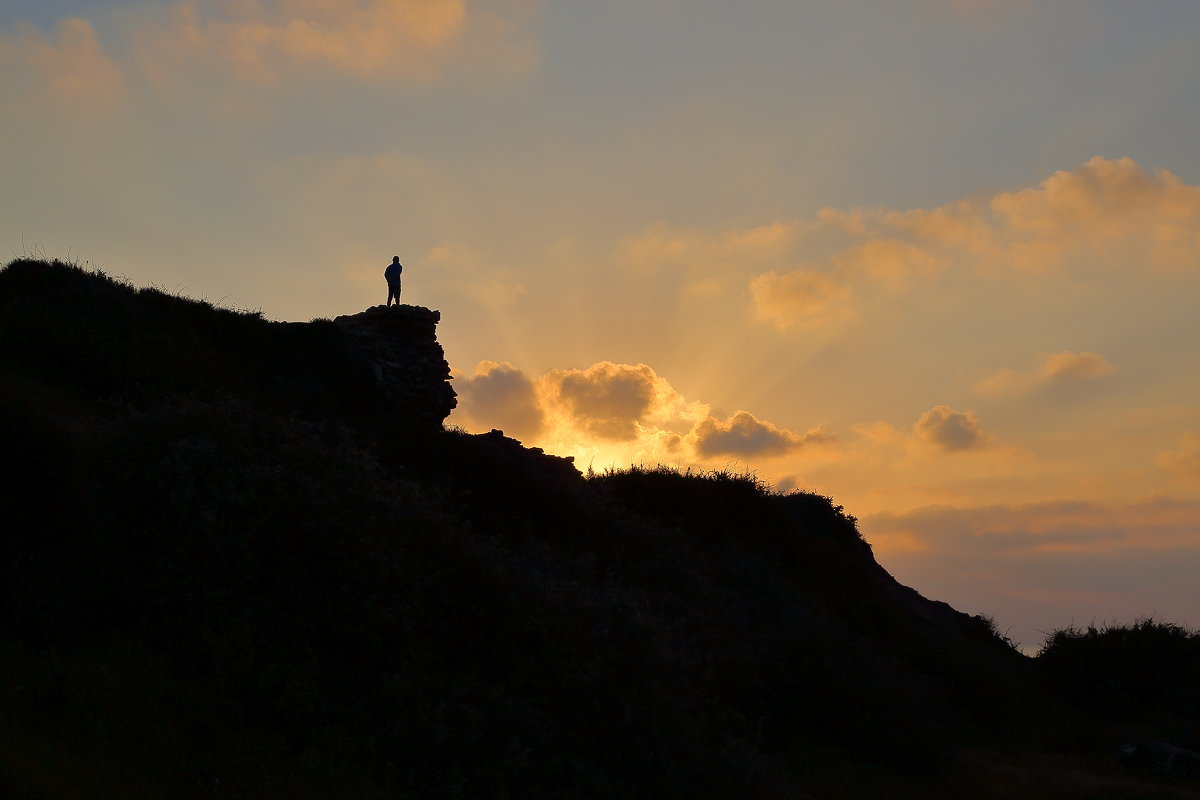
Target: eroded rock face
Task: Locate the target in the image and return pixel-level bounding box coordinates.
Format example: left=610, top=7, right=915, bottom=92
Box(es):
left=333, top=305, right=456, bottom=429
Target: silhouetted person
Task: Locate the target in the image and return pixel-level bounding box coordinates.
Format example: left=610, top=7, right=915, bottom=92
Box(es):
left=384, top=256, right=403, bottom=306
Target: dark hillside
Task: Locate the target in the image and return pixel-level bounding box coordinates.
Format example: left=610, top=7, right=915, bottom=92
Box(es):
left=0, top=259, right=373, bottom=419
left=1, top=259, right=1196, bottom=799
left=0, top=258, right=455, bottom=425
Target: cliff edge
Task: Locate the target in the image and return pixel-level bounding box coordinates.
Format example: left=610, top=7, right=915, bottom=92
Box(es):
left=333, top=304, right=456, bottom=429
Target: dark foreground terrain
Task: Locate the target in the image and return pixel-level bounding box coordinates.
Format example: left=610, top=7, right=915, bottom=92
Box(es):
left=1, top=259, right=1197, bottom=799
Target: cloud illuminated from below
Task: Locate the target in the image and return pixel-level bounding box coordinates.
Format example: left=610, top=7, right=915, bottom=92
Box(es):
left=450, top=359, right=831, bottom=469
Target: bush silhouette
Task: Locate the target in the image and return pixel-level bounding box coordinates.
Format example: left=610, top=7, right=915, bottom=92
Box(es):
left=1037, top=618, right=1200, bottom=721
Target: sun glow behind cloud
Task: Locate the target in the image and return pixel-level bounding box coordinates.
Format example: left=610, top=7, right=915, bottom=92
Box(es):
left=3, top=1, right=1199, bottom=647
left=441, top=154, right=1200, bottom=644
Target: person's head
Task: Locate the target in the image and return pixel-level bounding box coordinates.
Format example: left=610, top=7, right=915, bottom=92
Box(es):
left=392, top=256, right=400, bottom=264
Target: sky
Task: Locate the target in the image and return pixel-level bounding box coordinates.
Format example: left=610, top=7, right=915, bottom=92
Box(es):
left=3, top=0, right=1198, bottom=650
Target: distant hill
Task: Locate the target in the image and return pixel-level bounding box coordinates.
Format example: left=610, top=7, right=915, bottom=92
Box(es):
left=1, top=259, right=1197, bottom=799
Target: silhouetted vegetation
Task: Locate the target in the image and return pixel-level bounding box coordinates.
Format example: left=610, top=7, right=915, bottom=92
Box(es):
left=1038, top=619, right=1200, bottom=721
left=2, top=259, right=1197, bottom=798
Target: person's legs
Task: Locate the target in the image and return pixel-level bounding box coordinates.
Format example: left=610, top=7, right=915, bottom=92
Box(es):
left=387, top=282, right=400, bottom=305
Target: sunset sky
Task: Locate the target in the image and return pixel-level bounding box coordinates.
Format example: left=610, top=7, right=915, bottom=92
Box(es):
left=4, top=0, right=1198, bottom=649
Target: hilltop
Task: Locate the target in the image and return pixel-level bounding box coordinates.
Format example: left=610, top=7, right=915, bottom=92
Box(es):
left=1, top=259, right=1197, bottom=799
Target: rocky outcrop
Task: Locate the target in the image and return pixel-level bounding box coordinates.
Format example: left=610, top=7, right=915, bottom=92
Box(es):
left=333, top=304, right=456, bottom=429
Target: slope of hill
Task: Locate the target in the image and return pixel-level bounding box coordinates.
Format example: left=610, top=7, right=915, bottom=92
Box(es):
left=1, top=259, right=1196, bottom=799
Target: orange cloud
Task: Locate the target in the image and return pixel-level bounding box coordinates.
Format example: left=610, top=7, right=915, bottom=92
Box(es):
left=3, top=0, right=536, bottom=100
left=913, top=405, right=988, bottom=452
left=1157, top=432, right=1200, bottom=484
left=0, top=18, right=124, bottom=112
left=453, top=360, right=545, bottom=441
left=693, top=411, right=833, bottom=458
left=871, top=158, right=1200, bottom=275
left=862, top=496, right=1200, bottom=647
left=1039, top=350, right=1117, bottom=382
left=994, top=157, right=1190, bottom=236
left=547, top=362, right=660, bottom=441
left=133, top=0, right=468, bottom=84
left=975, top=350, right=1117, bottom=397
left=832, top=238, right=942, bottom=287
left=972, top=368, right=1026, bottom=398
left=990, top=157, right=1200, bottom=272
left=749, top=270, right=855, bottom=331
left=447, top=360, right=830, bottom=470
left=626, top=158, right=1197, bottom=334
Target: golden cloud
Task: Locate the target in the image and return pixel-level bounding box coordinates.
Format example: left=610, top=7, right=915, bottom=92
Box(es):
left=453, top=360, right=545, bottom=441
left=3, top=0, right=536, bottom=98
left=447, top=360, right=829, bottom=470
left=626, top=158, right=1198, bottom=331
left=913, top=405, right=988, bottom=452
left=1157, top=432, right=1200, bottom=483
left=547, top=362, right=660, bottom=441
left=993, top=157, right=1189, bottom=236
left=749, top=270, right=855, bottom=331
left=1039, top=350, right=1117, bottom=382
left=972, top=368, right=1026, bottom=399
left=832, top=238, right=943, bottom=287
left=693, top=411, right=833, bottom=458
left=132, top=0, right=468, bottom=84
left=874, top=157, right=1200, bottom=274
left=975, top=350, right=1117, bottom=397
left=0, top=18, right=124, bottom=112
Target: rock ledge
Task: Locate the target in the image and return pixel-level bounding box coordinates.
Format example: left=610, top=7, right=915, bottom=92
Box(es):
left=333, top=305, right=456, bottom=429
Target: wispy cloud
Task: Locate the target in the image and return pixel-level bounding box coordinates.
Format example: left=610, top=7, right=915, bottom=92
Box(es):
left=1157, top=432, right=1200, bottom=484
left=862, top=496, right=1200, bottom=646
left=1, top=0, right=538, bottom=103
left=975, top=351, right=1117, bottom=397
left=749, top=270, right=855, bottom=331
left=618, top=157, right=1200, bottom=331
left=0, top=17, right=125, bottom=114
left=131, top=0, right=470, bottom=85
